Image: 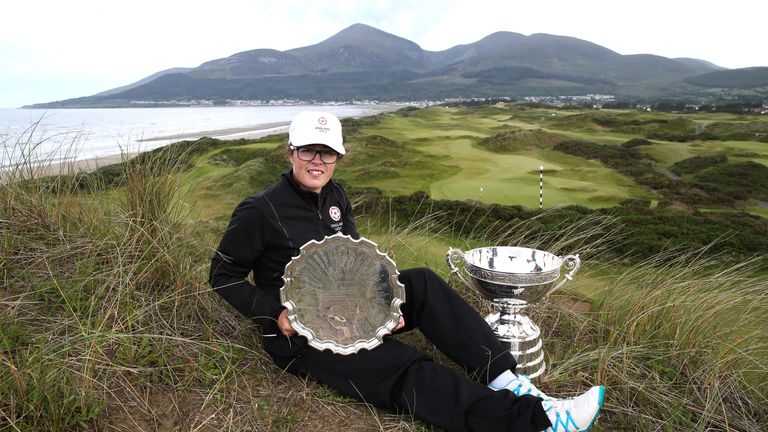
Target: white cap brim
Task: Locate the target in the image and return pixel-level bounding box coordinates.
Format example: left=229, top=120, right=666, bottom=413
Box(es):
left=288, top=111, right=345, bottom=155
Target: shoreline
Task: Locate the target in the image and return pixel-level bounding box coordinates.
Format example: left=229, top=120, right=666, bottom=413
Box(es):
left=136, top=121, right=291, bottom=142
left=2, top=123, right=289, bottom=180
left=0, top=153, right=137, bottom=182
left=2, top=105, right=400, bottom=180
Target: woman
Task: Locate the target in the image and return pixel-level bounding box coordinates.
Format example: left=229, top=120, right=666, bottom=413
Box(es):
left=209, top=110, right=604, bottom=432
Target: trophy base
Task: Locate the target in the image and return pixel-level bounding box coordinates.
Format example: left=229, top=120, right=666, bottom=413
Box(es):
left=486, top=311, right=546, bottom=379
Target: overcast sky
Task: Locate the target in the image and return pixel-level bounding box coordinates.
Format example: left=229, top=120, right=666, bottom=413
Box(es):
left=1, top=0, right=765, bottom=108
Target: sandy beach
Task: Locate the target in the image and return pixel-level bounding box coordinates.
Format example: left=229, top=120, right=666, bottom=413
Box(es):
left=1, top=104, right=403, bottom=181
left=2, top=123, right=291, bottom=181
left=136, top=121, right=291, bottom=142
left=0, top=153, right=133, bottom=182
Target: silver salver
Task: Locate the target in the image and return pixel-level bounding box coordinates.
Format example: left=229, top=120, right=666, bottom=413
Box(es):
left=447, top=246, right=580, bottom=379
left=280, top=233, right=406, bottom=355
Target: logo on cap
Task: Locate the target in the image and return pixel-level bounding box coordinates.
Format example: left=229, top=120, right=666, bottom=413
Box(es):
left=329, top=206, right=341, bottom=221
left=318, top=116, right=327, bottom=126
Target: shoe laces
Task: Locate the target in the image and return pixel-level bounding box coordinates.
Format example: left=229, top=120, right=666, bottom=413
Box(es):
left=541, top=386, right=604, bottom=432
left=511, top=380, right=544, bottom=398
left=543, top=399, right=581, bottom=431
left=491, top=374, right=551, bottom=400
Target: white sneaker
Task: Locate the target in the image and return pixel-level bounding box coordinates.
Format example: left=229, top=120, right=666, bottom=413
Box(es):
left=541, top=386, right=604, bottom=432
left=488, top=373, right=552, bottom=400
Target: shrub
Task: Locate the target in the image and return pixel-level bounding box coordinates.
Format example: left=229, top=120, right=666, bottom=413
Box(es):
left=477, top=129, right=566, bottom=152
left=208, top=147, right=273, bottom=167
left=669, top=155, right=728, bottom=175
left=621, top=138, right=653, bottom=148
left=691, top=161, right=768, bottom=201
left=554, top=140, right=655, bottom=178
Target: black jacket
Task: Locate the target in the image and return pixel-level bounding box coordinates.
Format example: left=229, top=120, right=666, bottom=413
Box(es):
left=209, top=171, right=358, bottom=331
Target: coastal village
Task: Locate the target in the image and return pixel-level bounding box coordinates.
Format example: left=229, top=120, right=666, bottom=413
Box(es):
left=126, top=94, right=768, bottom=113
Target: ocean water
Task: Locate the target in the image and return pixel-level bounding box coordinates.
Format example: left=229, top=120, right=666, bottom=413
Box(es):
left=0, top=105, right=391, bottom=167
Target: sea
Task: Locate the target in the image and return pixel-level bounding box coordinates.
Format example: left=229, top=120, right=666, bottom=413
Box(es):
left=0, top=104, right=396, bottom=168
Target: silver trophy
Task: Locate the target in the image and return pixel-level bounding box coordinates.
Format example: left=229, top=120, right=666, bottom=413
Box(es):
left=447, top=246, right=580, bottom=379
left=281, top=233, right=406, bottom=355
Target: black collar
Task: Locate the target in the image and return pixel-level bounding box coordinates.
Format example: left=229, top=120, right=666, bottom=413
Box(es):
left=282, top=170, right=330, bottom=201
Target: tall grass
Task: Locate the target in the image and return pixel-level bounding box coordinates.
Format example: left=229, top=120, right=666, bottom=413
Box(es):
left=1, top=137, right=247, bottom=430
left=591, top=249, right=767, bottom=430
left=1, top=132, right=766, bottom=430
left=0, top=136, right=427, bottom=431
left=359, top=195, right=767, bottom=430
left=533, top=245, right=767, bottom=431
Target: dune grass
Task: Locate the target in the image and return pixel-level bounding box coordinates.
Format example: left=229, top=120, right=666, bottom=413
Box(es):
left=2, top=110, right=767, bottom=430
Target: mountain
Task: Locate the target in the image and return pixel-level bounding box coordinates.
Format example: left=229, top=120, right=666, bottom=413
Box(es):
left=26, top=23, right=764, bottom=108
left=288, top=23, right=434, bottom=72
left=673, top=58, right=726, bottom=74
left=684, top=67, right=768, bottom=89
left=190, top=49, right=310, bottom=79
left=186, top=24, right=434, bottom=80
left=92, top=67, right=193, bottom=97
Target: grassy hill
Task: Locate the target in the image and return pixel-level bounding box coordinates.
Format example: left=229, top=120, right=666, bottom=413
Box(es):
left=685, top=67, right=768, bottom=88
left=2, top=105, right=767, bottom=431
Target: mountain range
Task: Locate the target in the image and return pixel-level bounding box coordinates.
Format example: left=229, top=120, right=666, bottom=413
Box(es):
left=27, top=24, right=768, bottom=108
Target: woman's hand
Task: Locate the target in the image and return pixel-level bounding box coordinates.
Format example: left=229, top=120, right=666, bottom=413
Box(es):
left=395, top=315, right=405, bottom=331
left=277, top=309, right=297, bottom=336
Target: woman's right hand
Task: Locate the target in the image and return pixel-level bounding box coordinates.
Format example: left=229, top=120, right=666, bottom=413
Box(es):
left=277, top=309, right=297, bottom=336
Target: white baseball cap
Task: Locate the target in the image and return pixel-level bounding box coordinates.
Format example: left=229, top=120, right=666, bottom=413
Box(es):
left=288, top=110, right=345, bottom=155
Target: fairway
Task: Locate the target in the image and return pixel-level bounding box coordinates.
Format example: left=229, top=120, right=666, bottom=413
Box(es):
left=423, top=138, right=640, bottom=207
left=361, top=108, right=654, bottom=208
left=642, top=138, right=768, bottom=167
left=181, top=104, right=768, bottom=216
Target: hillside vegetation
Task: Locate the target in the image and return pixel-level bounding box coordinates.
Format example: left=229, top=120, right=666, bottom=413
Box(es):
left=684, top=67, right=768, bottom=89
left=2, top=105, right=767, bottom=431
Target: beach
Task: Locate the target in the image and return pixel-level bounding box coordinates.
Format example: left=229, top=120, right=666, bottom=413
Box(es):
left=136, top=121, right=291, bottom=142
left=1, top=104, right=402, bottom=180
left=4, top=121, right=292, bottom=180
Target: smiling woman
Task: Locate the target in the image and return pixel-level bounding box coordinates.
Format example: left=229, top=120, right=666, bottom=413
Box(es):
left=286, top=111, right=345, bottom=193
left=208, top=109, right=606, bottom=432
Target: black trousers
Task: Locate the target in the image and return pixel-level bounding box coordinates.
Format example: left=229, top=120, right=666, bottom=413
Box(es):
left=264, top=268, right=550, bottom=432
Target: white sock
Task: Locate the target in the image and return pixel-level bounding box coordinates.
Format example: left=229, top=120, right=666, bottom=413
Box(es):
left=489, top=369, right=516, bottom=388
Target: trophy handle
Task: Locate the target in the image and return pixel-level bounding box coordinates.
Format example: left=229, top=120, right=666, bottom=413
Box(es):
left=544, top=254, right=581, bottom=297
left=446, top=247, right=465, bottom=273
left=446, top=248, right=477, bottom=289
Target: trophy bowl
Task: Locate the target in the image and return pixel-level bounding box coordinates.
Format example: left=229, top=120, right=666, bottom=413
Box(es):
left=447, top=246, right=580, bottom=304
left=447, top=246, right=580, bottom=379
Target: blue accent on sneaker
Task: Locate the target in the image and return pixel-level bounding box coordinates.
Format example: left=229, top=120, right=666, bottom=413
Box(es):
left=587, top=386, right=605, bottom=430
left=543, top=385, right=605, bottom=432
left=548, top=412, right=579, bottom=431
left=513, top=377, right=539, bottom=396
left=488, top=374, right=551, bottom=400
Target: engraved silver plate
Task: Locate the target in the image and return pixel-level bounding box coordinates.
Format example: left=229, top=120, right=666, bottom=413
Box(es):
left=280, top=233, right=405, bottom=355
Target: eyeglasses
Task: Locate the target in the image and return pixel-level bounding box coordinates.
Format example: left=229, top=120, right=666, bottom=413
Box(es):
left=291, top=146, right=340, bottom=164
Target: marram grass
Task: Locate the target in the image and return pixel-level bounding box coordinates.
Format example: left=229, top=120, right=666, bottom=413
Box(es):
left=1, top=133, right=766, bottom=431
